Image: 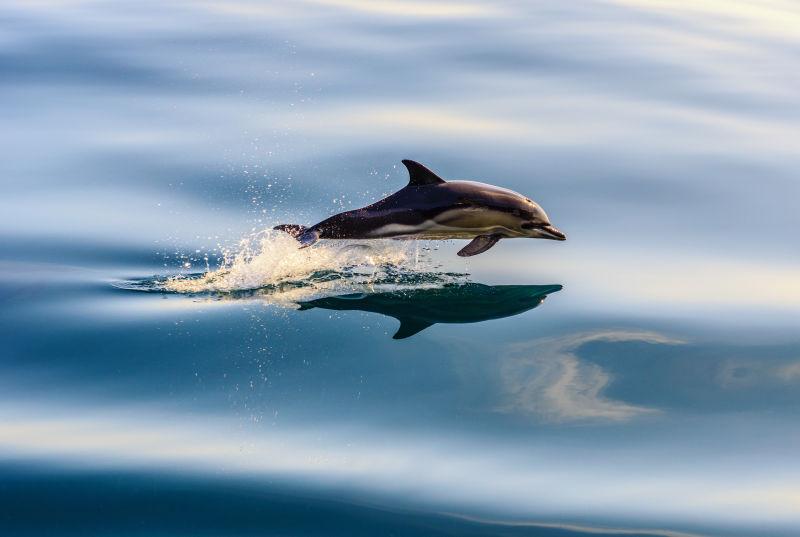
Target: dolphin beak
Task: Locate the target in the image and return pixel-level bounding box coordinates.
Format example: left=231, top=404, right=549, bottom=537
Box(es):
left=540, top=224, right=566, bottom=241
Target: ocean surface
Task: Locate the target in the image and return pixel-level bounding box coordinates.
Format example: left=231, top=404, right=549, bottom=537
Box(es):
left=1, top=1, right=799, bottom=536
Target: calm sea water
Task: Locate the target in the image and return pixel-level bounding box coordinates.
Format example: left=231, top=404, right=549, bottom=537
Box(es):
left=2, top=2, right=799, bottom=536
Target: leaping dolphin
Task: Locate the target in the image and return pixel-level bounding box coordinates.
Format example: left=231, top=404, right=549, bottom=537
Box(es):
left=275, top=159, right=566, bottom=257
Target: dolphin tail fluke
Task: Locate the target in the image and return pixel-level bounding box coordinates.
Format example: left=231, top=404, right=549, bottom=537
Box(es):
left=393, top=318, right=434, bottom=339
left=274, top=224, right=307, bottom=237
left=274, top=224, right=319, bottom=248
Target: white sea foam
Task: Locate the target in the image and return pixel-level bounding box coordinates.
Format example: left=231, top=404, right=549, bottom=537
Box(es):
left=156, top=229, right=463, bottom=303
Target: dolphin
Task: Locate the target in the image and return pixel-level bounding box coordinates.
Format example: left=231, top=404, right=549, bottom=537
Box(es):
left=296, top=283, right=562, bottom=339
left=275, top=160, right=566, bottom=257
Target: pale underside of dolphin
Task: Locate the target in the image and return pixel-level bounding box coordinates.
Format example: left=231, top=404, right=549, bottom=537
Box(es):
left=275, top=160, right=566, bottom=257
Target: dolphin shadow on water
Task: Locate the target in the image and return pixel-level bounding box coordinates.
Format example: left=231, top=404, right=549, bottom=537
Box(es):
left=296, top=283, right=562, bottom=339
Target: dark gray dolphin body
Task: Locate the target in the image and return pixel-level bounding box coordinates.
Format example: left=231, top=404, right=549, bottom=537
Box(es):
left=275, top=159, right=565, bottom=256
left=297, top=283, right=562, bottom=339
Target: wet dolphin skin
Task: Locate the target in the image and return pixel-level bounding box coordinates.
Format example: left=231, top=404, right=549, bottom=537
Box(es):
left=276, top=160, right=566, bottom=257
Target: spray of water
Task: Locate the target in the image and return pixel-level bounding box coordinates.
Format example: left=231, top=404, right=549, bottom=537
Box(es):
left=119, top=230, right=466, bottom=304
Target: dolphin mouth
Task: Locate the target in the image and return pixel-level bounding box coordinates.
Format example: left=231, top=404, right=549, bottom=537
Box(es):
left=540, top=224, right=566, bottom=241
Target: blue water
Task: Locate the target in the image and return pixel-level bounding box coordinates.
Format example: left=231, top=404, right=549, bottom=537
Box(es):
left=2, top=2, right=799, bottom=536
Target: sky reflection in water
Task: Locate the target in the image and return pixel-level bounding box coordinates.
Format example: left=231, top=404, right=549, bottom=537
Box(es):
left=1, top=1, right=799, bottom=536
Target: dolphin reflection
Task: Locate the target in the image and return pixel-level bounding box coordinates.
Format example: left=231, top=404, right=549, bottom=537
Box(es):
left=297, top=283, right=562, bottom=339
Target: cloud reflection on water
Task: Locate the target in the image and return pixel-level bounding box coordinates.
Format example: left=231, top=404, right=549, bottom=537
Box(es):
left=497, top=331, right=683, bottom=422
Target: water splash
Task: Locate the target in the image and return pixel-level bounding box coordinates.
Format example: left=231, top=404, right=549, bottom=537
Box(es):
left=118, top=229, right=467, bottom=304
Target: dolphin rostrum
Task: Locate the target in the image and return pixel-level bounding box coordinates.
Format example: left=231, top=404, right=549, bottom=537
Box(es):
left=296, top=283, right=562, bottom=339
left=275, top=159, right=566, bottom=257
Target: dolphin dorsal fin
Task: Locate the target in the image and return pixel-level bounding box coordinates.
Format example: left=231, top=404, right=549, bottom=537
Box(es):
left=402, top=160, right=446, bottom=187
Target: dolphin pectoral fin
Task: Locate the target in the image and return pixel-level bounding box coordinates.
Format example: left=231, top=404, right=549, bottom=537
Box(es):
left=401, top=159, right=446, bottom=187
left=392, top=318, right=434, bottom=339
left=457, top=235, right=501, bottom=257
left=297, top=230, right=320, bottom=248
